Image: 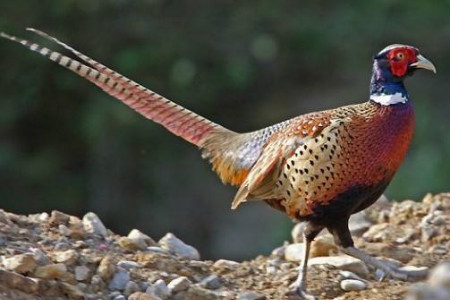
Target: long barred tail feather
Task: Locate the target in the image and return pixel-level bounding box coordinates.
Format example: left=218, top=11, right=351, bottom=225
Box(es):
left=0, top=30, right=231, bottom=147
left=0, top=29, right=263, bottom=186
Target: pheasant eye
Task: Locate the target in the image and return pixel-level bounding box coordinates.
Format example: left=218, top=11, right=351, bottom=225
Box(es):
left=396, top=52, right=405, bottom=60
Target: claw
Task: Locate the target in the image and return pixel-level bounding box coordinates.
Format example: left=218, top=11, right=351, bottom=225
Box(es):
left=286, top=283, right=316, bottom=300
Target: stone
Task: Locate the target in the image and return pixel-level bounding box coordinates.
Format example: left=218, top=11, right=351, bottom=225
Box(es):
left=31, top=248, right=52, bottom=265
left=82, top=212, right=108, bottom=237
left=291, top=222, right=307, bottom=243
left=54, top=241, right=71, bottom=250
left=339, top=270, right=367, bottom=282
left=405, top=283, right=450, bottom=300
left=213, top=259, right=241, bottom=269
left=75, top=265, right=91, bottom=281
left=2, top=253, right=37, bottom=274
left=33, top=263, right=67, bottom=279
left=117, top=260, right=141, bottom=270
left=340, top=279, right=367, bottom=291
left=53, top=249, right=79, bottom=265
left=362, top=223, right=391, bottom=242
left=237, top=291, right=266, bottom=300
left=167, top=276, right=191, bottom=293
left=128, top=229, right=156, bottom=248
left=284, top=243, right=305, bottom=262
left=428, top=261, right=450, bottom=289
left=98, top=255, right=116, bottom=281
left=200, top=274, right=222, bottom=289
left=173, top=285, right=230, bottom=300
left=310, top=236, right=337, bottom=258
left=146, top=246, right=169, bottom=254
left=159, top=233, right=200, bottom=260
left=60, top=282, right=85, bottom=300
left=146, top=279, right=169, bottom=299
left=271, top=246, right=286, bottom=258
left=59, top=224, right=72, bottom=236
left=109, top=269, right=130, bottom=291
left=124, top=280, right=140, bottom=296
left=348, top=211, right=374, bottom=236
left=112, top=295, right=127, bottom=300
left=129, top=292, right=160, bottom=300
left=0, top=209, right=11, bottom=224
left=118, top=237, right=144, bottom=252
left=0, top=269, right=39, bottom=293
left=91, top=274, right=106, bottom=291
left=308, top=256, right=369, bottom=278
left=49, top=210, right=71, bottom=226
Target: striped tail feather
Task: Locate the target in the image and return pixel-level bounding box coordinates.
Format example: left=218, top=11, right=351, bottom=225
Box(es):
left=0, top=30, right=231, bottom=147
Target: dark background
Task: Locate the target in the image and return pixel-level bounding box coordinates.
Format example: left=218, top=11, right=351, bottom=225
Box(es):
left=0, top=1, right=449, bottom=260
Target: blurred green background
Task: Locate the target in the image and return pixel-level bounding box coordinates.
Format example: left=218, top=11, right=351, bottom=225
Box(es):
left=0, top=1, right=449, bottom=260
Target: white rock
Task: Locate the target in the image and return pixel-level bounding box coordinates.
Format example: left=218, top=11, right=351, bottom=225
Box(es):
left=54, top=249, right=78, bottom=265
left=75, top=265, right=91, bottom=281
left=428, top=261, right=450, bottom=289
left=146, top=279, right=169, bottom=299
left=284, top=243, right=306, bottom=262
left=271, top=246, right=286, bottom=258
left=291, top=223, right=307, bottom=243
left=82, top=212, right=108, bottom=238
left=339, top=270, right=367, bottom=282
left=308, top=256, right=369, bottom=278
left=128, top=229, right=156, bottom=249
left=167, top=276, right=191, bottom=293
left=213, top=259, right=240, bottom=269
left=405, top=283, right=450, bottom=300
left=108, top=269, right=130, bottom=291
left=2, top=253, right=37, bottom=274
left=340, top=279, right=367, bottom=291
left=117, top=260, right=140, bottom=270
left=159, top=233, right=200, bottom=260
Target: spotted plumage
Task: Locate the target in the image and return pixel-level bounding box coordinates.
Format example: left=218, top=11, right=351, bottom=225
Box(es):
left=1, top=29, right=436, bottom=298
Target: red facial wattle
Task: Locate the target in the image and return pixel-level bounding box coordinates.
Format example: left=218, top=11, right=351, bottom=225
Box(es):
left=387, top=47, right=417, bottom=77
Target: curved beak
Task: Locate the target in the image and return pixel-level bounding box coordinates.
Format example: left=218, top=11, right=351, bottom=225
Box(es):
left=410, top=54, right=437, bottom=74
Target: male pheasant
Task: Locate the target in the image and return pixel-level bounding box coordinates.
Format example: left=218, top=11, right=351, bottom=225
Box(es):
left=1, top=29, right=436, bottom=299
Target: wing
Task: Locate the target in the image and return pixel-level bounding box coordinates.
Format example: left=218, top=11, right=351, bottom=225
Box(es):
left=231, top=113, right=332, bottom=209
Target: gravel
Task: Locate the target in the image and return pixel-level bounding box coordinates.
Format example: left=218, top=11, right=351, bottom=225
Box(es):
left=0, top=193, right=448, bottom=300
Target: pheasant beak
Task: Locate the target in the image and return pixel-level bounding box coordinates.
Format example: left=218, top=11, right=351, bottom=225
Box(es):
left=410, top=54, right=437, bottom=74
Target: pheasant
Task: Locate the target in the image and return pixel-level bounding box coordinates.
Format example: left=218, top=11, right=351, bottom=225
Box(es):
left=1, top=29, right=436, bottom=299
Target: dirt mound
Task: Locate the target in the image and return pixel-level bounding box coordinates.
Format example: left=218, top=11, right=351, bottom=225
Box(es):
left=0, top=193, right=449, bottom=300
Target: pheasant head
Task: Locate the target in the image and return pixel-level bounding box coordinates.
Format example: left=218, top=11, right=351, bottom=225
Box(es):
left=370, top=44, right=436, bottom=105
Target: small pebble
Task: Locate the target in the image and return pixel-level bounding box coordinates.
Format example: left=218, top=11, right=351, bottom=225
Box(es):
left=146, top=279, right=169, bottom=299
left=124, top=281, right=140, bottom=296
left=340, top=279, right=367, bottom=291
left=200, top=274, right=222, bottom=289
left=83, top=212, right=108, bottom=238
left=167, top=276, right=191, bottom=293
left=237, top=291, right=266, bottom=300
left=75, top=265, right=91, bottom=281
left=117, top=260, right=140, bottom=270
left=213, top=259, right=240, bottom=269
left=159, top=233, right=200, bottom=260
left=108, top=269, right=130, bottom=291
left=2, top=253, right=37, bottom=274
left=428, top=261, right=450, bottom=289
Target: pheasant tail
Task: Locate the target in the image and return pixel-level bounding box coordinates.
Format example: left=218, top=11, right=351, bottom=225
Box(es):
left=0, top=29, right=250, bottom=185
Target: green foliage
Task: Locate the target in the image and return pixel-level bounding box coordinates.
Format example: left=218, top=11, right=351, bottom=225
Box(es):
left=0, top=1, right=448, bottom=259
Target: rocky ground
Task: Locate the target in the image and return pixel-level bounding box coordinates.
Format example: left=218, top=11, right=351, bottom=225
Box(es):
left=0, top=193, right=449, bottom=300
